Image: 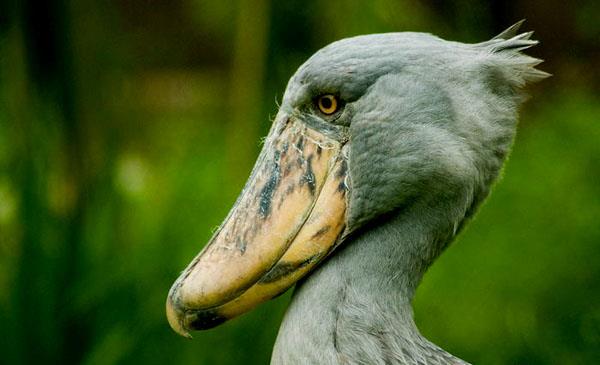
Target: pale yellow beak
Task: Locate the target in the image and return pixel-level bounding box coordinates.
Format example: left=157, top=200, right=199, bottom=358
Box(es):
left=166, top=114, right=349, bottom=337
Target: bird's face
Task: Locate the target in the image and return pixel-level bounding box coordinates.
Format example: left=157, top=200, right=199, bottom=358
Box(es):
left=167, top=32, right=538, bottom=336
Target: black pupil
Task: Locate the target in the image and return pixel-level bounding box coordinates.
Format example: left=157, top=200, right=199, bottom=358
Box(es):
left=321, top=96, right=333, bottom=110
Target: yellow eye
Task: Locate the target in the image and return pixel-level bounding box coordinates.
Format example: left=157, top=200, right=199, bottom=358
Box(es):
left=317, top=94, right=339, bottom=115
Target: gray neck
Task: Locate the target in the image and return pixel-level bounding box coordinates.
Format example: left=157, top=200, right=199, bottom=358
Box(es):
left=271, top=206, right=470, bottom=365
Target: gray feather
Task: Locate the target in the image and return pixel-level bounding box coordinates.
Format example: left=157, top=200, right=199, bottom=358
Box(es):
left=492, top=19, right=526, bottom=40
left=271, top=25, right=548, bottom=365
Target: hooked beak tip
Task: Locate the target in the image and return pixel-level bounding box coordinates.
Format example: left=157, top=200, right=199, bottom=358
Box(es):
left=167, top=286, right=230, bottom=336
left=166, top=294, right=193, bottom=339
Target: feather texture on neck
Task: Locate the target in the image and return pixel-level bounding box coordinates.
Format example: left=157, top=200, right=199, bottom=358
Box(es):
left=272, top=201, right=471, bottom=365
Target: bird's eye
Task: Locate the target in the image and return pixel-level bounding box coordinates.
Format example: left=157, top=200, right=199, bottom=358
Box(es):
left=316, top=94, right=339, bottom=115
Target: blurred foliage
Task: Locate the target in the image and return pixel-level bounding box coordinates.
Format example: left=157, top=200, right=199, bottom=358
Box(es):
left=0, top=0, right=598, bottom=364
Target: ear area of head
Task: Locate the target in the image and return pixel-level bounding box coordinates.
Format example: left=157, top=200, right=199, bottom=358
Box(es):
left=346, top=73, right=479, bottom=232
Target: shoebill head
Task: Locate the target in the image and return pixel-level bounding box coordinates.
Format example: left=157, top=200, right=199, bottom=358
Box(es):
left=167, top=23, right=549, bottom=337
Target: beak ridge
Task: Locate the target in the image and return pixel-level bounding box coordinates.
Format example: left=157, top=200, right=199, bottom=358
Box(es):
left=167, top=115, right=349, bottom=335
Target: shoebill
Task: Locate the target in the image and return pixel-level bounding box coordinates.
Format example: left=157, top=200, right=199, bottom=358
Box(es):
left=166, top=22, right=548, bottom=364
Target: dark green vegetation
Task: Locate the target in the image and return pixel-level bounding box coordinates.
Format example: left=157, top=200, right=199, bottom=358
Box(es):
left=0, top=1, right=598, bottom=364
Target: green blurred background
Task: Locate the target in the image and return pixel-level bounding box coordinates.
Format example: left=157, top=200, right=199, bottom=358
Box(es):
left=0, top=0, right=598, bottom=364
